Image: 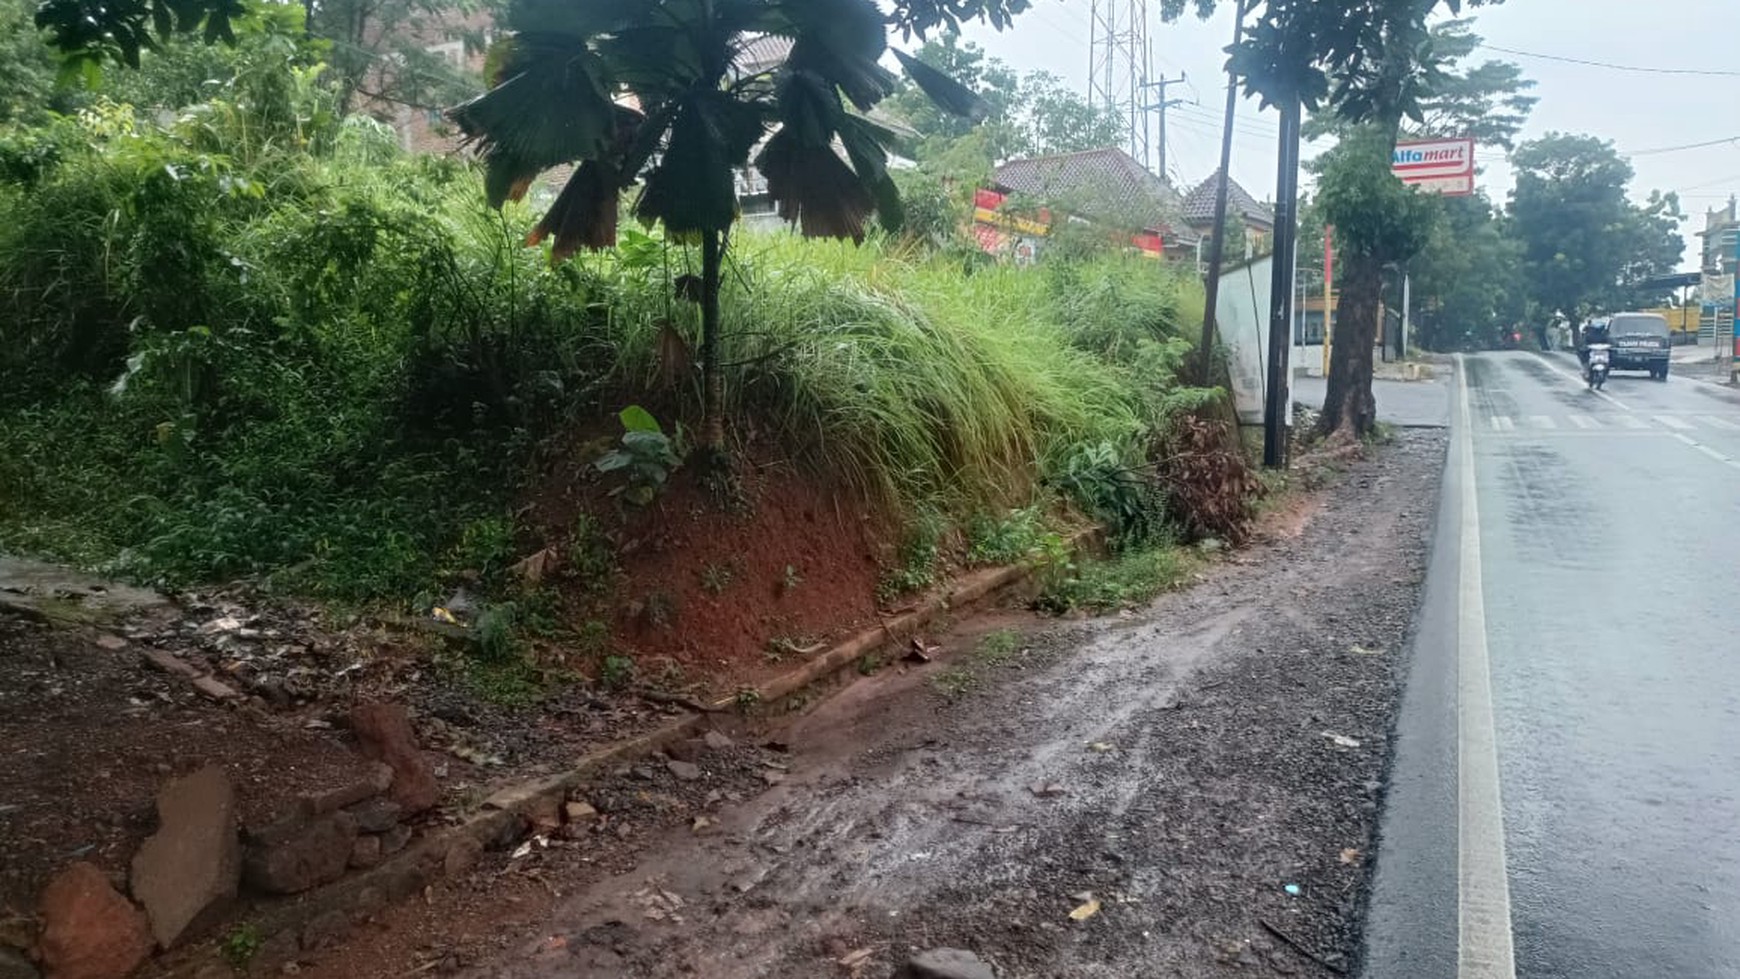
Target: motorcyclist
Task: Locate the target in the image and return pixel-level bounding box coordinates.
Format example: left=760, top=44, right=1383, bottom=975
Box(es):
left=1578, top=320, right=1611, bottom=367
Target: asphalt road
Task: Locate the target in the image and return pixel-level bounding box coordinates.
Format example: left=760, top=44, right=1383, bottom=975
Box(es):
left=1365, top=352, right=1740, bottom=979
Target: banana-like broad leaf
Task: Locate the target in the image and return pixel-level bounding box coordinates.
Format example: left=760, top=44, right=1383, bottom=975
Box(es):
left=892, top=48, right=988, bottom=122
left=527, top=161, right=621, bottom=261
left=757, top=128, right=875, bottom=242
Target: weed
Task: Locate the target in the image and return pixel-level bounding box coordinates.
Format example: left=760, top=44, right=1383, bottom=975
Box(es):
left=781, top=563, right=803, bottom=594
left=642, top=591, right=677, bottom=629
left=473, top=602, right=521, bottom=663
left=856, top=653, right=883, bottom=676
left=463, top=657, right=543, bottom=706
left=574, top=619, right=611, bottom=657
left=567, top=514, right=617, bottom=592
left=733, top=687, right=762, bottom=712
left=931, top=666, right=976, bottom=701
left=965, top=506, right=1053, bottom=566
left=599, top=654, right=636, bottom=691
left=975, top=628, right=1022, bottom=665
left=1037, top=545, right=1192, bottom=615
left=221, top=924, right=261, bottom=968
left=700, top=561, right=735, bottom=596
left=877, top=507, right=946, bottom=602
left=594, top=406, right=683, bottom=506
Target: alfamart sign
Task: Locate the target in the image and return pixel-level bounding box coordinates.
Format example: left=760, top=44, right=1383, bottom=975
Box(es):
left=1392, top=137, right=1475, bottom=196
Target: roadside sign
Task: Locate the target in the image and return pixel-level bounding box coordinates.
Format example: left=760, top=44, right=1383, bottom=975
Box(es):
left=1392, top=138, right=1475, bottom=196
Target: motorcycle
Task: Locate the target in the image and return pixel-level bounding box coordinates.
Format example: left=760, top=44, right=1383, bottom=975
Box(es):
left=1585, top=342, right=1611, bottom=391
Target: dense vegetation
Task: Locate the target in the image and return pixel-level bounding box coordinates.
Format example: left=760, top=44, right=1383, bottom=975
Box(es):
left=0, top=34, right=1219, bottom=614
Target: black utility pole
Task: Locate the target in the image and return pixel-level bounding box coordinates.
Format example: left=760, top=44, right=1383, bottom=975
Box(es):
left=1263, top=96, right=1301, bottom=468
left=1197, top=0, right=1247, bottom=387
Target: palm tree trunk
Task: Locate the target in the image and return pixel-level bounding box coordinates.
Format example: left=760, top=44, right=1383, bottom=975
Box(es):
left=700, top=228, right=726, bottom=463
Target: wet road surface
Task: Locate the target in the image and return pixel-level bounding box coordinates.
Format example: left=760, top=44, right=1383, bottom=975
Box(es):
left=1365, top=353, right=1740, bottom=979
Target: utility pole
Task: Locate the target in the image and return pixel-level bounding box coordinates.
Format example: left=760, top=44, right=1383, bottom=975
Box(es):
left=1196, top=0, right=1247, bottom=386
left=1141, top=74, right=1188, bottom=179
left=1263, top=96, right=1301, bottom=468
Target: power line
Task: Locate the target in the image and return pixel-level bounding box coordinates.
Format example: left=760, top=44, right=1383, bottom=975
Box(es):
left=1477, top=43, right=1740, bottom=78
left=1626, top=135, right=1740, bottom=157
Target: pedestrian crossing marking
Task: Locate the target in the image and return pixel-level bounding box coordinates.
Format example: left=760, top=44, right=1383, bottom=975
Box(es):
left=1612, top=415, right=1646, bottom=430
left=1479, top=412, right=1740, bottom=434
left=1526, top=415, right=1557, bottom=429
left=1653, top=415, right=1694, bottom=430
left=1699, top=415, right=1740, bottom=431
left=1567, top=415, right=1599, bottom=430
left=1490, top=416, right=1514, bottom=431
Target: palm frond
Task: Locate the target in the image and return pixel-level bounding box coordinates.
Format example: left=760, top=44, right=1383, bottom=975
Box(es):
left=528, top=161, right=621, bottom=260
left=757, top=128, right=874, bottom=242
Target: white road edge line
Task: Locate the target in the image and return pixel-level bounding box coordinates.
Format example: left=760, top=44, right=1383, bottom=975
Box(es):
left=1671, top=432, right=1740, bottom=470
left=1456, top=356, right=1518, bottom=979
left=1530, top=352, right=1631, bottom=410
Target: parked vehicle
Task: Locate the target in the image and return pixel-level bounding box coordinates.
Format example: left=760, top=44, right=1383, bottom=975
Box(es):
left=1585, top=342, right=1611, bottom=390
left=1605, top=312, right=1672, bottom=380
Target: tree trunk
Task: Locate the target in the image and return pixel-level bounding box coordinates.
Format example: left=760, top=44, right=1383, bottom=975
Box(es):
left=699, top=228, right=726, bottom=464
left=1315, top=252, right=1382, bottom=439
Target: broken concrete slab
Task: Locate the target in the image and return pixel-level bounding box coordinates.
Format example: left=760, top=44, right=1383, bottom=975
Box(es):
left=130, top=765, right=241, bottom=948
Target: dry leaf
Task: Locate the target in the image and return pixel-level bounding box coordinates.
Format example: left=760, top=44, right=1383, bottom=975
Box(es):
left=1069, top=897, right=1102, bottom=921
left=1340, top=848, right=1362, bottom=865
left=1088, top=742, right=1114, bottom=753
left=837, top=947, right=875, bottom=968
left=692, top=815, right=716, bottom=833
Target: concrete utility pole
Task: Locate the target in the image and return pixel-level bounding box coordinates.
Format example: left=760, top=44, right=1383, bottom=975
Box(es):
left=1142, top=74, right=1188, bottom=179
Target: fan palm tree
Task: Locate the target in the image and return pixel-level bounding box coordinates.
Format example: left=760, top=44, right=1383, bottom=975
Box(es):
left=446, top=0, right=986, bottom=463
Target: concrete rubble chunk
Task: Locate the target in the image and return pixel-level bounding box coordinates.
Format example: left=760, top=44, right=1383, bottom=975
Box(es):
left=349, top=703, right=439, bottom=813
left=37, top=862, right=154, bottom=979
left=129, top=765, right=241, bottom=949
left=243, top=815, right=358, bottom=895
left=903, top=948, right=998, bottom=979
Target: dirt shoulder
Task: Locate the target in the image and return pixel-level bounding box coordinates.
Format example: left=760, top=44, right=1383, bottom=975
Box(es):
left=282, top=429, right=1446, bottom=979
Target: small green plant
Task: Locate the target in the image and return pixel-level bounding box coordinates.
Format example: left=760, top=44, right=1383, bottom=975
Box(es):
left=567, top=514, right=617, bottom=591
left=856, top=652, right=883, bottom=676
left=1050, top=441, right=1167, bottom=550
left=781, top=564, right=803, bottom=594
left=733, top=687, right=763, bottom=712
left=700, top=561, right=735, bottom=595
left=599, top=654, right=636, bottom=690
left=594, top=406, right=683, bottom=506
left=574, top=619, right=611, bottom=657
left=976, top=628, right=1022, bottom=665
left=877, top=508, right=946, bottom=603
left=932, top=666, right=976, bottom=701
left=221, top=923, right=262, bottom=968
left=474, top=602, right=520, bottom=663
left=966, top=506, right=1052, bottom=565
left=642, top=591, right=677, bottom=629
left=1037, top=545, right=1191, bottom=615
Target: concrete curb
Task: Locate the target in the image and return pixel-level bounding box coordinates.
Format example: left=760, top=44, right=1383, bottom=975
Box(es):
left=162, top=530, right=1097, bottom=976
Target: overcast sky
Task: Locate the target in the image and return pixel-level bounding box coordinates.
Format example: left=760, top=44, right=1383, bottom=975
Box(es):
left=945, top=0, right=1737, bottom=270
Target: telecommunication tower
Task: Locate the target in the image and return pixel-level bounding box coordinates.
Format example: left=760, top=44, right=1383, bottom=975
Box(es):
left=1087, top=0, right=1154, bottom=168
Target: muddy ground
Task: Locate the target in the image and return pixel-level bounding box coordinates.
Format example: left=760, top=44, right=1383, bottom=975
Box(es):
left=283, top=429, right=1446, bottom=979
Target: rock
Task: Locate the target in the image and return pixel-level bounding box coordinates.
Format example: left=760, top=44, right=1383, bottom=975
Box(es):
left=665, top=739, right=708, bottom=764
left=298, top=911, right=350, bottom=952
left=93, top=634, right=128, bottom=651
left=666, top=760, right=702, bottom=782
left=243, top=815, right=358, bottom=895
left=130, top=765, right=241, bottom=948
left=343, top=797, right=402, bottom=834
left=443, top=836, right=483, bottom=877
left=140, top=649, right=201, bottom=680
left=379, top=824, right=413, bottom=856
left=348, top=835, right=383, bottom=870
left=562, top=801, right=598, bottom=824
left=0, top=948, right=39, bottom=979
left=37, top=863, right=153, bottom=979
left=902, top=948, right=998, bottom=979
left=348, top=704, right=439, bottom=814
left=191, top=676, right=240, bottom=702
left=305, top=765, right=392, bottom=816
left=702, top=730, right=735, bottom=752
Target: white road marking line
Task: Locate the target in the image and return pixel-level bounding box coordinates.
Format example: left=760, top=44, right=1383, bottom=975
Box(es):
left=1531, top=353, right=1631, bottom=410
left=1672, top=433, right=1740, bottom=471
left=1526, top=415, right=1556, bottom=429
left=1653, top=415, right=1694, bottom=431
left=1490, top=416, right=1514, bottom=431
left=1697, top=415, right=1740, bottom=431
left=1566, top=415, right=1598, bottom=430
left=1455, top=356, right=1518, bottom=979
left=1612, top=414, right=1646, bottom=430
